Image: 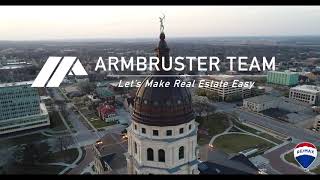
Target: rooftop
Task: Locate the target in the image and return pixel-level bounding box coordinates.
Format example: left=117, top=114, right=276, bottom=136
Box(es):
left=96, top=87, right=114, bottom=98
left=199, top=150, right=258, bottom=174
left=244, top=95, right=278, bottom=104
left=291, top=85, right=320, bottom=93
left=0, top=81, right=34, bottom=88
left=268, top=70, right=298, bottom=75
left=204, top=75, right=237, bottom=82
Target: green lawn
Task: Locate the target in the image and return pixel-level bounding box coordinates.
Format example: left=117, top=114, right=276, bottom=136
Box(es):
left=85, top=109, right=119, bottom=129
left=233, top=120, right=258, bottom=134
left=232, top=118, right=283, bottom=144
left=197, top=135, right=211, bottom=146
left=90, top=118, right=118, bottom=129
left=311, top=166, right=320, bottom=174
left=258, top=132, right=283, bottom=144
left=213, top=133, right=275, bottom=154
left=46, top=148, right=79, bottom=164
left=284, top=151, right=297, bottom=165
left=196, top=113, right=230, bottom=136
left=0, top=133, right=48, bottom=148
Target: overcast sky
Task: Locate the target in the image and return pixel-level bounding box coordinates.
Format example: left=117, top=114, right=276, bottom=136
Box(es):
left=0, top=6, right=320, bottom=40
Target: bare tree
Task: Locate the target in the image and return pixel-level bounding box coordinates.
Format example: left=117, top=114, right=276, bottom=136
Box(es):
left=78, top=81, right=95, bottom=94
left=57, top=135, right=73, bottom=160
left=192, top=95, right=210, bottom=117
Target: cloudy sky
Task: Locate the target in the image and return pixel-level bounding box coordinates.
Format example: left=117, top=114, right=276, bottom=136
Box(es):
left=0, top=6, right=320, bottom=40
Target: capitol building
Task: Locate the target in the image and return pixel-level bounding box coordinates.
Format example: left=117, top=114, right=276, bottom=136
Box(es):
left=125, top=30, right=200, bottom=174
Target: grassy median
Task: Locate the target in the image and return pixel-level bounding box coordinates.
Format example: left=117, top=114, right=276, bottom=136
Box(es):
left=213, top=133, right=274, bottom=154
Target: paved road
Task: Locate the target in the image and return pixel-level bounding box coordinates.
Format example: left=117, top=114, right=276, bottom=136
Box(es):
left=263, top=143, right=306, bottom=174
left=211, top=101, right=320, bottom=146
left=211, top=101, right=320, bottom=174
left=237, top=109, right=320, bottom=146
left=49, top=88, right=100, bottom=147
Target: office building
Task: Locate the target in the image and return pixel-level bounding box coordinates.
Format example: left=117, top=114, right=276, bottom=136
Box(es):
left=289, top=85, right=320, bottom=105
left=314, top=115, right=320, bottom=132
left=0, top=81, right=50, bottom=135
left=267, top=70, right=299, bottom=86
left=199, top=75, right=252, bottom=101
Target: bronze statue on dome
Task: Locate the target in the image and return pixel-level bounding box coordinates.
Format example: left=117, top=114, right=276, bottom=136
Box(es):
left=159, top=14, right=165, bottom=33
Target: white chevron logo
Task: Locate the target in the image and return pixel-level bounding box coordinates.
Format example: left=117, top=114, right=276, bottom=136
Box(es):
left=32, top=56, right=88, bottom=87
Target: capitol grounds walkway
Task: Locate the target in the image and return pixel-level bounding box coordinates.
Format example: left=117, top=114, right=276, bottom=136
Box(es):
left=49, top=109, right=83, bottom=175
left=203, top=112, right=311, bottom=174
left=208, top=113, right=280, bottom=153
left=67, top=145, right=94, bottom=174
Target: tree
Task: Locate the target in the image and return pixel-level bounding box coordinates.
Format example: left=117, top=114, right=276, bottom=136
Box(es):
left=195, top=88, right=207, bottom=96
left=206, top=90, right=219, bottom=101
left=59, top=102, right=70, bottom=118
left=78, top=81, right=95, bottom=94
left=192, top=95, right=210, bottom=117
left=57, top=135, right=73, bottom=161
left=225, top=92, right=242, bottom=102
left=13, top=143, right=41, bottom=166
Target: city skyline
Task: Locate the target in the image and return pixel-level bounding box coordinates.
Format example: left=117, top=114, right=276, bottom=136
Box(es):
left=1, top=6, right=320, bottom=40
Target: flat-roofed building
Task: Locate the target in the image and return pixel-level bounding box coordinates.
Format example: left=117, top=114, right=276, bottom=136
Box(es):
left=289, top=85, right=320, bottom=105
left=314, top=115, right=320, bottom=132
left=199, top=75, right=252, bottom=101
left=267, top=70, right=299, bottom=86
left=0, top=81, right=50, bottom=135
left=243, top=95, right=278, bottom=112
left=243, top=94, right=312, bottom=114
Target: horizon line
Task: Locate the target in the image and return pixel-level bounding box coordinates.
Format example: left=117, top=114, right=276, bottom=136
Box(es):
left=106, top=74, right=267, bottom=77
left=1, top=34, right=320, bottom=42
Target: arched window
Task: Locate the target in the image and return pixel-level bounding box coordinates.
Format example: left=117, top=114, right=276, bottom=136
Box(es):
left=179, top=146, right=184, bottom=160
left=158, top=149, right=165, bottom=162
left=147, top=148, right=154, bottom=161
left=134, top=142, right=137, bottom=154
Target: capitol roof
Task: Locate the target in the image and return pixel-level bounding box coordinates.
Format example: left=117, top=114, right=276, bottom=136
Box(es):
left=131, top=32, right=194, bottom=126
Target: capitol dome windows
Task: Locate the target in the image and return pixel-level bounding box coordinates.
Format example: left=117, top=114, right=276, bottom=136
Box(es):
left=179, top=146, right=184, bottom=160
left=166, top=130, right=172, bottom=136
left=158, top=149, right=165, bottom=162
left=153, top=130, right=159, bottom=136
left=147, top=148, right=154, bottom=161
left=134, top=142, right=137, bottom=154
left=141, top=128, right=146, bottom=134
left=179, top=128, right=184, bottom=134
